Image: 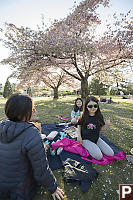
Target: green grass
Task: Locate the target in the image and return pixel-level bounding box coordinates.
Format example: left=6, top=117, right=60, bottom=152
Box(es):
left=0, top=96, right=133, bottom=200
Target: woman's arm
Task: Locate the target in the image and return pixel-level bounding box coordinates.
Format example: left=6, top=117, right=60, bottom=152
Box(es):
left=71, top=109, right=79, bottom=124
left=71, top=109, right=76, bottom=119
left=77, top=125, right=82, bottom=144
left=22, top=128, right=58, bottom=193
left=101, top=117, right=110, bottom=131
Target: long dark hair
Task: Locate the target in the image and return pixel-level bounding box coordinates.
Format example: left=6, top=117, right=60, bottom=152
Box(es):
left=80, top=96, right=105, bottom=128
left=5, top=94, right=33, bottom=122
left=73, top=98, right=83, bottom=112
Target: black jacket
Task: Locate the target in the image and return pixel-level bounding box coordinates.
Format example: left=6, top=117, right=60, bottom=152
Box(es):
left=0, top=120, right=57, bottom=200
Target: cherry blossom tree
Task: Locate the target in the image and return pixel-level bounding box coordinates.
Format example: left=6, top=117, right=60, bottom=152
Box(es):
left=9, top=64, right=75, bottom=99
left=1, top=0, right=132, bottom=99
left=43, top=9, right=132, bottom=98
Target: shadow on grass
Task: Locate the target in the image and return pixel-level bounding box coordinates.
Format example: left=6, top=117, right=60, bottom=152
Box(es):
left=100, top=103, right=133, bottom=119
left=35, top=99, right=74, bottom=123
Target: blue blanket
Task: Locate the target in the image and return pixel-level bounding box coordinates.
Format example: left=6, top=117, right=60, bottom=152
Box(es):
left=41, top=123, right=125, bottom=192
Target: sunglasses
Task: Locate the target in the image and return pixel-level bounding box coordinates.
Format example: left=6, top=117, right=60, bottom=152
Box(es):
left=87, top=104, right=98, bottom=109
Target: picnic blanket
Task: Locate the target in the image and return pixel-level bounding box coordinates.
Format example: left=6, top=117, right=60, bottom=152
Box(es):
left=41, top=123, right=126, bottom=192
left=42, top=123, right=126, bottom=164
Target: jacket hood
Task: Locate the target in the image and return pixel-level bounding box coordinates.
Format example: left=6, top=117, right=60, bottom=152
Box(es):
left=0, top=120, right=33, bottom=143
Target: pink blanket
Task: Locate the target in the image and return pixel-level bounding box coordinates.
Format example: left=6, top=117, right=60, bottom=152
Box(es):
left=51, top=138, right=126, bottom=165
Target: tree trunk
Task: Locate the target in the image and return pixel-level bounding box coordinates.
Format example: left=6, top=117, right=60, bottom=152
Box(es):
left=53, top=87, right=58, bottom=99
left=81, top=78, right=89, bottom=99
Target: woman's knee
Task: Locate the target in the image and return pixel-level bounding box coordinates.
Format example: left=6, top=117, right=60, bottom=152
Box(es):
left=71, top=118, right=77, bottom=124
left=97, top=138, right=114, bottom=157
left=82, top=140, right=103, bottom=160
left=101, top=146, right=114, bottom=157
left=92, top=151, right=103, bottom=160
left=87, top=148, right=103, bottom=160
left=106, top=148, right=114, bottom=157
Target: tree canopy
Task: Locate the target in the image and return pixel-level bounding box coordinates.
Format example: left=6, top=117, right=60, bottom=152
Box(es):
left=0, top=0, right=132, bottom=98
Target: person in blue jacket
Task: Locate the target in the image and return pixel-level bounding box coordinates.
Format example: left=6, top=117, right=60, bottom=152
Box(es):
left=71, top=98, right=83, bottom=124
left=0, top=94, right=64, bottom=200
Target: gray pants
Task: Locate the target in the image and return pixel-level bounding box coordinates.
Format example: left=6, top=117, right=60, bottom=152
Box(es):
left=82, top=137, right=114, bottom=160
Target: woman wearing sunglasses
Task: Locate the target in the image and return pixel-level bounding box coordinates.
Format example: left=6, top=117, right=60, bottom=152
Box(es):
left=77, top=96, right=114, bottom=160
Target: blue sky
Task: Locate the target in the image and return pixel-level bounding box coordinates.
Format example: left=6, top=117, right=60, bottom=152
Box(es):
left=0, top=0, right=132, bottom=84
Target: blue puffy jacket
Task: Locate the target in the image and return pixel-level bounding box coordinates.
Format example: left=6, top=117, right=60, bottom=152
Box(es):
left=0, top=120, right=57, bottom=200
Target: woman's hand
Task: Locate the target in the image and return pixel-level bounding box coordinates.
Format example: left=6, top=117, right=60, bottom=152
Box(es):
left=105, top=117, right=110, bottom=127
left=130, top=148, right=133, bottom=155
left=101, top=117, right=111, bottom=131
left=71, top=116, right=79, bottom=124
left=75, top=116, right=79, bottom=120
left=52, top=187, right=64, bottom=200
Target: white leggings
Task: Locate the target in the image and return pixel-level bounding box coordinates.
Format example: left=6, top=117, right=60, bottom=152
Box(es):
left=82, top=137, right=114, bottom=160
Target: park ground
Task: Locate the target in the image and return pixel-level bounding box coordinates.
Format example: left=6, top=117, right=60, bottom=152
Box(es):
left=0, top=95, right=133, bottom=200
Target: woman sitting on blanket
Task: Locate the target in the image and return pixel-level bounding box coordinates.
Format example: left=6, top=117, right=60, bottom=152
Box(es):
left=71, top=97, right=83, bottom=124
left=77, top=96, right=114, bottom=160
left=0, top=94, right=64, bottom=200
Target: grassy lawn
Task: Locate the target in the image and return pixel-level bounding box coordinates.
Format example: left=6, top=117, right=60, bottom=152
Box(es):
left=0, top=96, right=133, bottom=200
